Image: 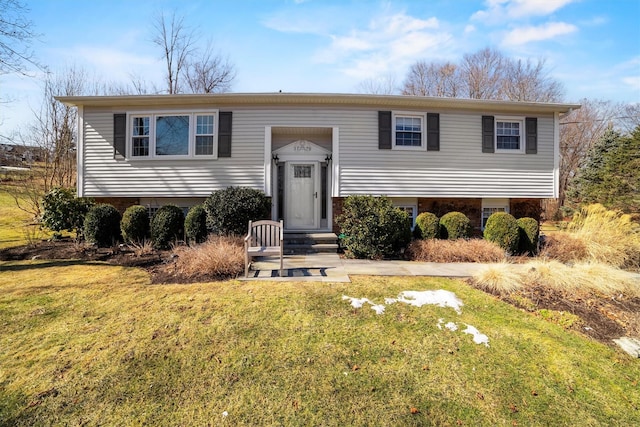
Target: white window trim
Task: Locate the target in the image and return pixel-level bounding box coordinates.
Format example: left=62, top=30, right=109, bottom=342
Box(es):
left=393, top=112, right=426, bottom=151
left=126, top=110, right=219, bottom=160
left=495, top=116, right=525, bottom=154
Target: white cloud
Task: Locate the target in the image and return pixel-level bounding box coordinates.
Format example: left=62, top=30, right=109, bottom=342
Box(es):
left=464, top=24, right=476, bottom=34
left=472, top=0, right=577, bottom=23
left=313, top=12, right=451, bottom=79
left=502, top=21, right=577, bottom=46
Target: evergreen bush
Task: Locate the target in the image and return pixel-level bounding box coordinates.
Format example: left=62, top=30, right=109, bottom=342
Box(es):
left=203, top=187, right=271, bottom=236
left=414, top=212, right=440, bottom=239
left=84, top=204, right=121, bottom=247
left=484, top=212, right=520, bottom=254
left=150, top=205, right=185, bottom=249
left=439, top=211, right=471, bottom=240
left=337, top=195, right=412, bottom=259
left=121, top=205, right=150, bottom=245
left=42, top=187, right=94, bottom=236
left=517, top=217, right=539, bottom=255
left=185, top=204, right=208, bottom=245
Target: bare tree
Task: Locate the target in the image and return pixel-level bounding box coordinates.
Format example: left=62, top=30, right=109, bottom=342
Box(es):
left=184, top=42, right=235, bottom=94
left=0, top=0, right=40, bottom=75
left=460, top=47, right=505, bottom=100
left=356, top=74, right=399, bottom=95
left=501, top=58, right=564, bottom=102
left=151, top=11, right=197, bottom=94
left=8, top=66, right=89, bottom=218
left=402, top=61, right=461, bottom=97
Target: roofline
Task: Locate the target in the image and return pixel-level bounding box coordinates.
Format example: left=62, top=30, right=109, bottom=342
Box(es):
left=55, top=92, right=581, bottom=114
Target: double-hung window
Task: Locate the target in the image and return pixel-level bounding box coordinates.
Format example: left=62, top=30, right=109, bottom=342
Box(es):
left=394, top=114, right=424, bottom=149
left=495, top=117, right=524, bottom=152
left=128, top=111, right=217, bottom=159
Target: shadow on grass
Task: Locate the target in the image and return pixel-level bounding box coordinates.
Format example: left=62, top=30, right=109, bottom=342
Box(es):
left=0, top=259, right=112, bottom=272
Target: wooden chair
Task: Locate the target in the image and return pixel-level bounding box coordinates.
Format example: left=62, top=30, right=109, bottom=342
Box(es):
left=244, top=220, right=284, bottom=278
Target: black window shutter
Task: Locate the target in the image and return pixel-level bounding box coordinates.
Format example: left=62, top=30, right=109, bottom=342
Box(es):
left=378, top=111, right=392, bottom=149
left=482, top=115, right=495, bottom=153
left=525, top=117, right=537, bottom=154
left=113, top=113, right=126, bottom=159
left=218, top=111, right=232, bottom=157
left=426, top=113, right=440, bottom=151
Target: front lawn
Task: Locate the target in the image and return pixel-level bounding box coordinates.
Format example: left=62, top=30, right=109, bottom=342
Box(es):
left=0, top=262, right=638, bottom=426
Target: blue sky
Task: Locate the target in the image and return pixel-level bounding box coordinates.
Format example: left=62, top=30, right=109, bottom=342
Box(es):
left=1, top=0, right=639, bottom=137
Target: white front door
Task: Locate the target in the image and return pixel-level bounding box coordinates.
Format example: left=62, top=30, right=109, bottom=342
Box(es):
left=286, top=162, right=318, bottom=229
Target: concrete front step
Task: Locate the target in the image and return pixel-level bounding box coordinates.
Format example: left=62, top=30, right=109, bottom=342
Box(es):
left=284, top=232, right=339, bottom=254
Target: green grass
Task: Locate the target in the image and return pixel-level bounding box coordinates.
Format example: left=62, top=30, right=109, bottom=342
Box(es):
left=0, top=189, right=34, bottom=249
left=1, top=263, right=638, bottom=426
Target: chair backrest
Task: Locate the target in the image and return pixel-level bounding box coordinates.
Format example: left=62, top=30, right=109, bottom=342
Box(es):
left=248, top=220, right=283, bottom=247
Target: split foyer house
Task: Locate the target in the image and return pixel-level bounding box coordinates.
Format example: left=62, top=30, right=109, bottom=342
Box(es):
left=57, top=93, right=579, bottom=233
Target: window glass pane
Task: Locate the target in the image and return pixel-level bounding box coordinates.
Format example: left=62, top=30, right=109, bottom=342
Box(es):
left=395, top=116, right=422, bottom=147
left=196, top=115, right=214, bottom=135
left=294, top=165, right=312, bottom=178
left=156, top=116, right=189, bottom=156
left=497, top=121, right=521, bottom=150
left=133, top=117, right=149, bottom=136
left=195, top=136, right=214, bottom=155
left=132, top=116, right=149, bottom=156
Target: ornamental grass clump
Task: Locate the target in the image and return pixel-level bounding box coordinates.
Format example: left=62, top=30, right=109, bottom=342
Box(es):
left=439, top=211, right=470, bottom=240
left=566, top=204, right=640, bottom=268
left=483, top=212, right=519, bottom=254
left=172, top=235, right=244, bottom=280
left=414, top=212, right=439, bottom=239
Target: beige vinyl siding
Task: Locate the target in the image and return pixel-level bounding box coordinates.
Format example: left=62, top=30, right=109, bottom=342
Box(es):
left=81, top=106, right=556, bottom=199
left=339, top=112, right=556, bottom=198
left=81, top=108, right=265, bottom=197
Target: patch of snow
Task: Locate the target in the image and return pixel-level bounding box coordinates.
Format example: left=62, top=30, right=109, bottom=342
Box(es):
left=396, top=290, right=464, bottom=314
left=370, top=304, right=386, bottom=315
left=437, top=318, right=444, bottom=329
left=222, top=411, right=228, bottom=417
left=385, top=298, right=398, bottom=304
left=445, top=322, right=458, bottom=331
left=463, top=325, right=490, bottom=347
left=342, top=295, right=371, bottom=308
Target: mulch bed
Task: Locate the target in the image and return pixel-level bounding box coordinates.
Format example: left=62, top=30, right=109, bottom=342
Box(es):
left=2, top=239, right=639, bottom=345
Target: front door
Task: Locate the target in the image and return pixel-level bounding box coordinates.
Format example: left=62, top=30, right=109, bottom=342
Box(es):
left=286, top=162, right=318, bottom=229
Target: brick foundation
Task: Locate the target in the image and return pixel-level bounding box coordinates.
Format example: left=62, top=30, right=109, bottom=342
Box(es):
left=94, top=197, right=140, bottom=214
left=332, top=197, right=344, bottom=234
left=510, top=199, right=542, bottom=222
left=418, top=198, right=482, bottom=230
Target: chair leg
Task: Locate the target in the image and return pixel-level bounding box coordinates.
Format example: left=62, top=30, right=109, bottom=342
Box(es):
left=245, top=253, right=250, bottom=278
left=280, top=255, right=284, bottom=278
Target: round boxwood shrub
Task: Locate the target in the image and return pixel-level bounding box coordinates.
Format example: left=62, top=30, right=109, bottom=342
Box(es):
left=84, top=204, right=121, bottom=247
left=439, top=211, right=471, bottom=240
left=414, top=212, right=440, bottom=239
left=484, top=212, right=520, bottom=254
left=121, top=205, right=150, bottom=244
left=185, top=204, right=208, bottom=245
left=203, top=187, right=271, bottom=236
left=151, top=205, right=185, bottom=249
left=517, top=217, right=539, bottom=255
left=337, top=195, right=412, bottom=259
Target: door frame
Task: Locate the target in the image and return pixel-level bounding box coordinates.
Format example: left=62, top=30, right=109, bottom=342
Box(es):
left=285, top=161, right=320, bottom=230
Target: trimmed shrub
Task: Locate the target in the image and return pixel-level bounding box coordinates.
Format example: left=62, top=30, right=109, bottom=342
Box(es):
left=151, top=205, right=185, bottom=249
left=42, top=187, right=94, bottom=236
left=84, top=204, right=121, bottom=247
left=414, top=212, right=439, bottom=239
left=121, top=205, right=150, bottom=244
left=517, top=217, right=539, bottom=255
left=483, top=212, right=519, bottom=254
left=439, top=211, right=470, bottom=240
left=204, top=187, right=271, bottom=236
left=337, top=195, right=412, bottom=259
left=185, top=204, right=208, bottom=245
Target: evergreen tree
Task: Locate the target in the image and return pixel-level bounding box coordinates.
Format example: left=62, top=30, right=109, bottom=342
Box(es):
left=569, top=126, right=640, bottom=212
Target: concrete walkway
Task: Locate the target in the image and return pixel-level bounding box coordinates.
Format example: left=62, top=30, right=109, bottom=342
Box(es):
left=243, top=253, right=493, bottom=282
